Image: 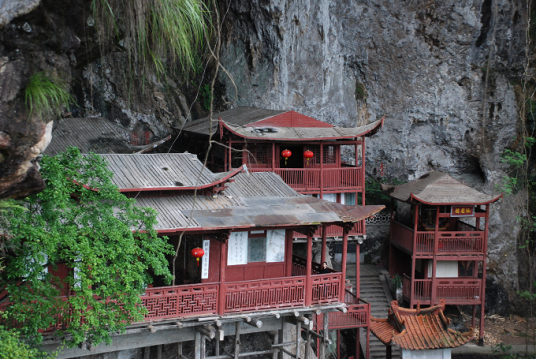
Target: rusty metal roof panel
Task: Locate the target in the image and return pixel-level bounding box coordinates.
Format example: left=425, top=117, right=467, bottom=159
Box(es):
left=223, top=118, right=383, bottom=141
left=45, top=117, right=133, bottom=156
left=381, top=171, right=502, bottom=205
left=184, top=107, right=287, bottom=135
left=99, top=153, right=217, bottom=189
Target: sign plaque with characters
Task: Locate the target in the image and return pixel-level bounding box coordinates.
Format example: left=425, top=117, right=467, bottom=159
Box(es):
left=450, top=205, right=475, bottom=217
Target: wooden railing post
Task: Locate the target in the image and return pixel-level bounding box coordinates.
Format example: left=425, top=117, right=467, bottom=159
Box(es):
left=219, top=234, right=228, bottom=315
left=340, top=225, right=349, bottom=300
left=321, top=224, right=327, bottom=265
left=306, top=228, right=313, bottom=306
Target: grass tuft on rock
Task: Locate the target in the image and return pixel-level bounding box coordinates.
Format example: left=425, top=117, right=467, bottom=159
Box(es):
left=24, top=72, right=73, bottom=120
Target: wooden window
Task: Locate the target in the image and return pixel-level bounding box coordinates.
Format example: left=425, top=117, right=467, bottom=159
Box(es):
left=248, top=237, right=267, bottom=262
left=323, top=145, right=336, bottom=164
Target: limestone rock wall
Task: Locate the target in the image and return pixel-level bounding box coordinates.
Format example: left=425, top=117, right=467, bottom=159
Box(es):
left=218, top=0, right=527, bottom=307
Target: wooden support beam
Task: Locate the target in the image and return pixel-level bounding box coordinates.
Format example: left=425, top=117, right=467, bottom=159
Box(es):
left=198, top=326, right=216, bottom=340
left=175, top=322, right=184, bottom=329
left=336, top=306, right=347, bottom=314
left=272, top=331, right=279, bottom=359
left=148, top=325, right=157, bottom=334
left=144, top=346, right=150, bottom=359
left=295, top=321, right=302, bottom=359
left=305, top=315, right=311, bottom=359
left=295, top=316, right=310, bottom=326
left=244, top=318, right=263, bottom=328
left=194, top=332, right=202, bottom=359
left=156, top=345, right=162, bottom=359
left=234, top=321, right=241, bottom=359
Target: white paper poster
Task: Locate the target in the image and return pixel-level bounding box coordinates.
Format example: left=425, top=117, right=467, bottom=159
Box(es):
left=201, top=239, right=210, bottom=279
left=266, top=229, right=285, bottom=262
left=227, top=231, right=248, bottom=265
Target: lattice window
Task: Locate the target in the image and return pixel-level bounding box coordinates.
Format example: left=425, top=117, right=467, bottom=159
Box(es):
left=248, top=143, right=272, bottom=167
left=323, top=145, right=336, bottom=164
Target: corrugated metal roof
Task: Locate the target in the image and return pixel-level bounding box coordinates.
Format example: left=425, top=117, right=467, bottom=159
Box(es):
left=130, top=172, right=383, bottom=231
left=223, top=118, right=383, bottom=141
left=45, top=118, right=171, bottom=156
left=99, top=153, right=222, bottom=189
left=182, top=106, right=384, bottom=140
left=371, top=300, right=473, bottom=350
left=381, top=171, right=502, bottom=205
left=45, top=118, right=132, bottom=156
left=183, top=107, right=286, bottom=135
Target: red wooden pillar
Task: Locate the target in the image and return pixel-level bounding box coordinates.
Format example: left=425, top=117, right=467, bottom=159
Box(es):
left=480, top=204, right=490, bottom=344
left=337, top=330, right=341, bottom=359
left=227, top=139, right=232, bottom=170
left=356, top=238, right=361, bottom=298
left=218, top=236, right=228, bottom=316
left=340, top=225, right=349, bottom=300
left=320, top=142, right=324, bottom=199
left=431, top=205, right=440, bottom=305
left=271, top=142, right=276, bottom=171
left=362, top=138, right=366, bottom=205
left=410, top=204, right=419, bottom=308
left=286, top=230, right=293, bottom=277
left=321, top=224, right=327, bottom=265
left=306, top=228, right=313, bottom=306
left=241, top=143, right=247, bottom=166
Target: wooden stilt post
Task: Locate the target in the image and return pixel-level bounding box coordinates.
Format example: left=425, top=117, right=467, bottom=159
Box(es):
left=321, top=224, right=327, bottom=265
left=296, top=321, right=302, bottom=359
left=472, top=305, right=477, bottom=332
left=273, top=331, right=279, bottom=359
left=336, top=330, right=340, bottom=359
left=321, top=312, right=329, bottom=359
left=234, top=321, right=241, bottom=359
left=386, top=344, right=392, bottom=359
left=178, top=342, right=184, bottom=359
left=144, top=346, right=150, bottom=359
left=306, top=315, right=313, bottom=359
left=356, top=328, right=360, bottom=359
left=156, top=345, right=162, bottom=359
left=194, top=331, right=202, bottom=359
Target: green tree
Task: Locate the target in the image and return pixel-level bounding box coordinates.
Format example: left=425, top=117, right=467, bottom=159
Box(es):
left=0, top=148, right=173, bottom=346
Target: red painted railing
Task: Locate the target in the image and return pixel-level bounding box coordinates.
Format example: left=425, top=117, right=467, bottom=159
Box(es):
left=311, top=273, right=342, bottom=304
left=322, top=167, right=363, bottom=190
left=142, top=283, right=219, bottom=320
left=269, top=167, right=363, bottom=192
left=436, top=279, right=482, bottom=303
left=391, top=221, right=414, bottom=252
left=292, top=254, right=322, bottom=276
left=392, top=221, right=485, bottom=255
left=314, top=292, right=369, bottom=330
left=402, top=276, right=483, bottom=305
left=224, top=277, right=306, bottom=312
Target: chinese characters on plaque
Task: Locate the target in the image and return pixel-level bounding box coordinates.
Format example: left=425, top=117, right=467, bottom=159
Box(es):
left=450, top=205, right=475, bottom=217
left=266, top=230, right=285, bottom=262
left=201, top=239, right=210, bottom=279
left=227, top=231, right=248, bottom=265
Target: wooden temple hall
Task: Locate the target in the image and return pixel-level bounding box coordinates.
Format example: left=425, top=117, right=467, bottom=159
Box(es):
left=43, top=153, right=384, bottom=359
left=180, top=106, right=384, bottom=241
left=381, top=171, right=502, bottom=350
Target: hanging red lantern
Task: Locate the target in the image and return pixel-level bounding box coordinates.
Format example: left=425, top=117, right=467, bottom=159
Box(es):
left=191, top=248, right=205, bottom=266
left=281, top=149, right=292, bottom=165
left=303, top=150, right=314, bottom=165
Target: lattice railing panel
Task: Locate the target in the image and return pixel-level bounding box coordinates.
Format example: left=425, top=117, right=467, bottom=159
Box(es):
left=224, top=277, right=306, bottom=312
left=311, top=273, right=342, bottom=304
left=142, top=283, right=219, bottom=320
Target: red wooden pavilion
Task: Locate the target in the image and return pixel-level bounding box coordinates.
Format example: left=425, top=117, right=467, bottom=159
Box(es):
left=181, top=106, right=384, bottom=240
left=382, top=171, right=502, bottom=344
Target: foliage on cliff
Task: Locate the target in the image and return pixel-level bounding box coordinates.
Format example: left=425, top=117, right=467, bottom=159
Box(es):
left=0, top=148, right=173, bottom=346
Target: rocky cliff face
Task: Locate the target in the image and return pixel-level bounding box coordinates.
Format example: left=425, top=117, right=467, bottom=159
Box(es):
left=0, top=0, right=530, bottom=310
left=218, top=0, right=528, bottom=308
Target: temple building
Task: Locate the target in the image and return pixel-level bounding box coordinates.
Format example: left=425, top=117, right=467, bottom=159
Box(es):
left=381, top=171, right=502, bottom=344
left=38, top=153, right=383, bottom=359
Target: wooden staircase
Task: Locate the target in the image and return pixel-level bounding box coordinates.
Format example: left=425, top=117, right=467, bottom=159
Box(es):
left=347, top=264, right=401, bottom=359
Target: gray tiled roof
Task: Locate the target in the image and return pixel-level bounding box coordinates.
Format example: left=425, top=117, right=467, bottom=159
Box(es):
left=381, top=171, right=502, bottom=205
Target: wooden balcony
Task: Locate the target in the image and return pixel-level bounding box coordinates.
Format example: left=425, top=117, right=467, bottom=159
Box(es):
left=249, top=167, right=363, bottom=193
left=391, top=220, right=484, bottom=257
left=402, top=274, right=482, bottom=305
left=313, top=290, right=370, bottom=330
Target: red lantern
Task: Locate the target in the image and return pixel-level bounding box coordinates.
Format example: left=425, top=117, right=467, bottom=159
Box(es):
left=191, top=248, right=205, bottom=266
left=281, top=149, right=292, bottom=165
left=303, top=150, right=314, bottom=165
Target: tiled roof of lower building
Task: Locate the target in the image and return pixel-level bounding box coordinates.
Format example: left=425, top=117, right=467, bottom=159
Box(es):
left=370, top=300, right=473, bottom=350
